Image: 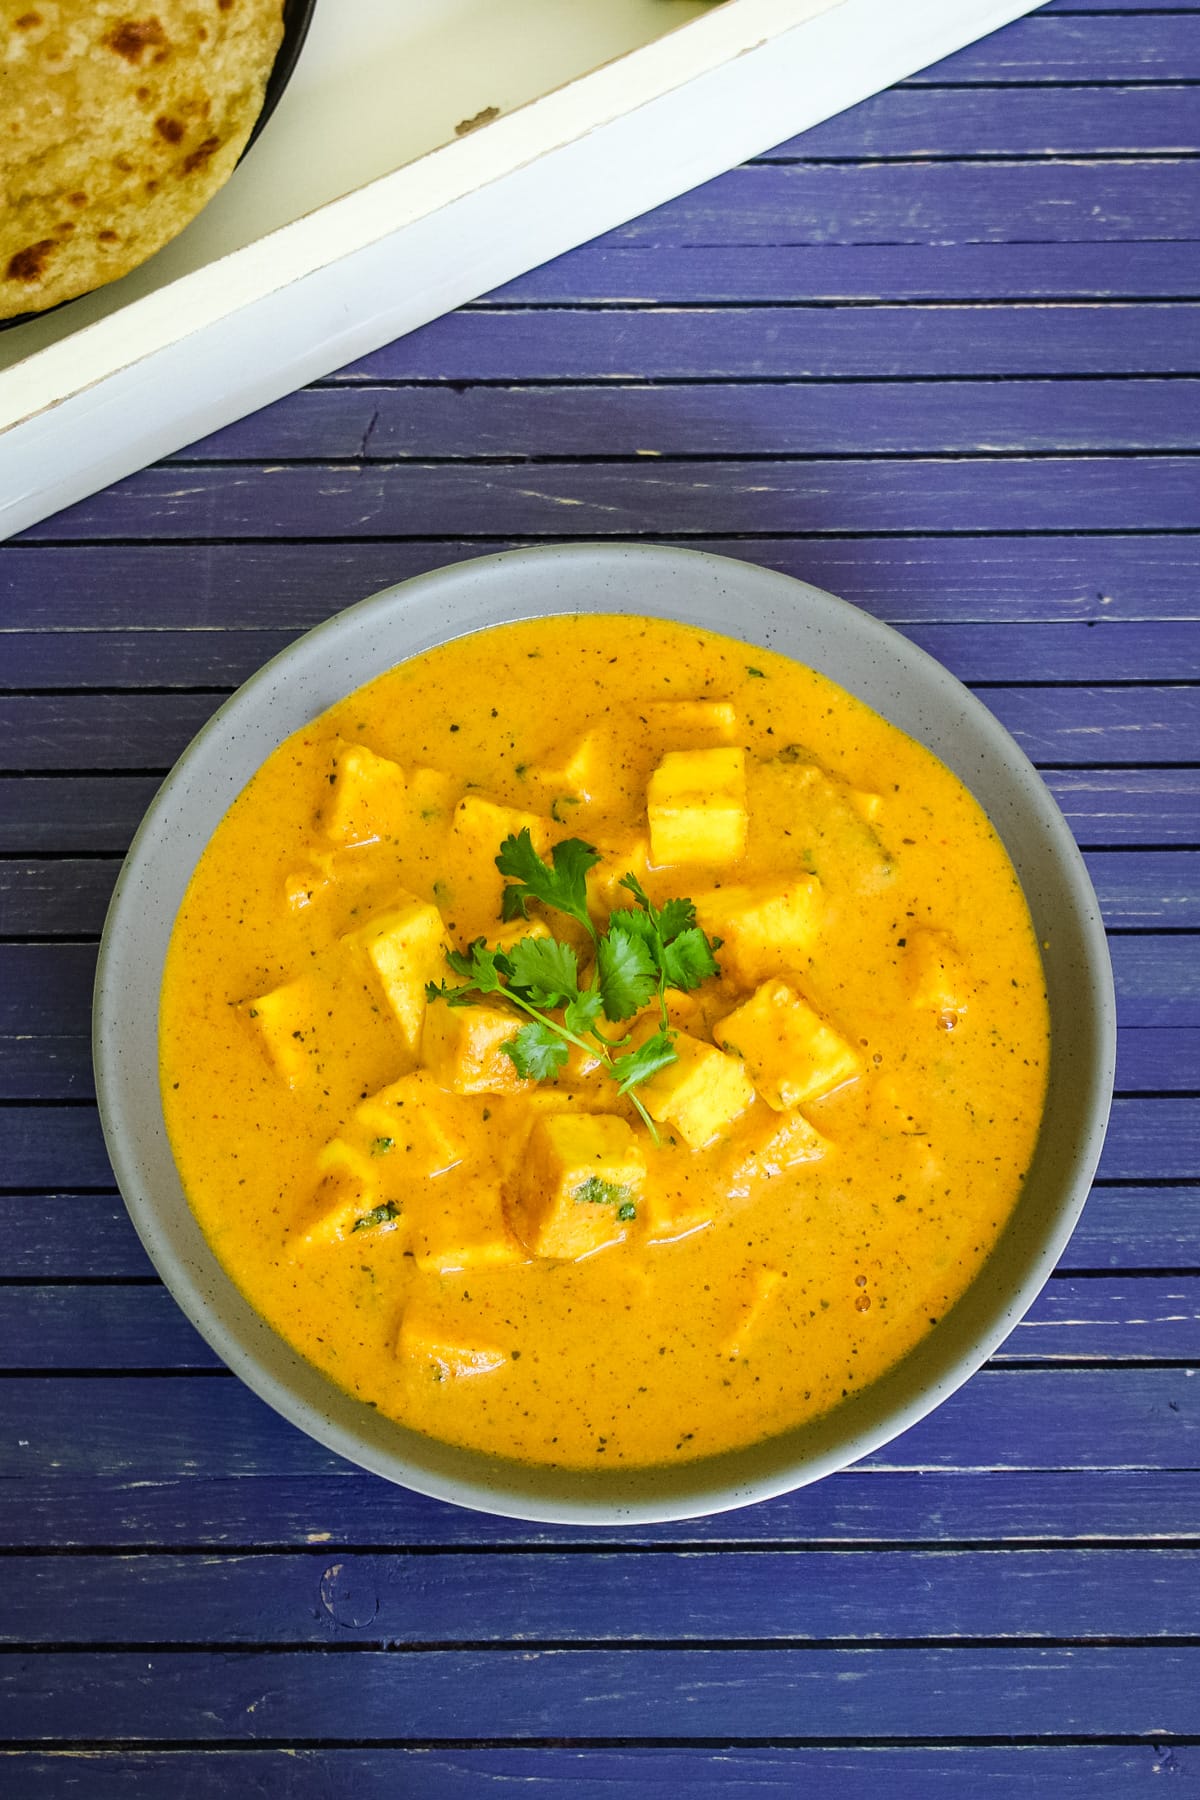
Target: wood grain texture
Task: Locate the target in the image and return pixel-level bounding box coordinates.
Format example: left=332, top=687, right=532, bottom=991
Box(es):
left=176, top=380, right=1200, bottom=461
left=2, top=1467, right=1198, bottom=1552
left=3, top=0, right=1198, bottom=1769
left=490, top=243, right=1200, bottom=303
left=1, top=1274, right=1197, bottom=1374
left=3, top=1546, right=1198, bottom=1645
left=332, top=308, right=1200, bottom=382
left=1, top=1367, right=1195, bottom=1484
left=21, top=457, right=1200, bottom=542
left=0, top=1747, right=1192, bottom=1800
left=4, top=537, right=1199, bottom=626
left=4, top=1645, right=1200, bottom=1742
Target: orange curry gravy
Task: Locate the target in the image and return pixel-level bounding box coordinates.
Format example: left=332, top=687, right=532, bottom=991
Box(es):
left=160, top=615, right=1049, bottom=1469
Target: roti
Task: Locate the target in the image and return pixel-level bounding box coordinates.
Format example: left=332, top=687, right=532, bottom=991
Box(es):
left=1, top=1, right=285, bottom=319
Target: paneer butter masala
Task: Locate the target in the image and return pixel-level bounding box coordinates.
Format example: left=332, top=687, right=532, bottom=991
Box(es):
left=160, top=615, right=1049, bottom=1469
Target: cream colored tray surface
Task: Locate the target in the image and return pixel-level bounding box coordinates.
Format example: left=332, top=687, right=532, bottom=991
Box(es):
left=0, top=0, right=1042, bottom=541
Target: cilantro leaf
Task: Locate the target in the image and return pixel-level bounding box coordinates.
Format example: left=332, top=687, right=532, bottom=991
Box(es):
left=612, top=1027, right=677, bottom=1094
left=502, top=1021, right=570, bottom=1080
left=444, top=939, right=508, bottom=993
left=352, top=1201, right=401, bottom=1233
left=655, top=896, right=696, bottom=944
left=564, top=989, right=605, bottom=1036
left=573, top=1176, right=632, bottom=1207
left=606, top=903, right=656, bottom=948
left=496, top=831, right=600, bottom=934
left=660, top=925, right=720, bottom=991
left=597, top=926, right=657, bottom=1022
left=505, top=934, right=579, bottom=1007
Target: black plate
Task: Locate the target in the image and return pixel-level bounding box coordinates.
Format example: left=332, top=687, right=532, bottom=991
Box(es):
left=1, top=0, right=320, bottom=333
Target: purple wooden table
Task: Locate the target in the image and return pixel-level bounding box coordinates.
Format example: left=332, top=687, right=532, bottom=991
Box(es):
left=1, top=1, right=1198, bottom=1790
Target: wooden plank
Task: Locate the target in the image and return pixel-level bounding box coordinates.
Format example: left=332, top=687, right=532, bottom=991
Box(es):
left=6, top=620, right=1198, bottom=689
left=175, top=380, right=1200, bottom=461
left=1044, top=771, right=1200, bottom=847
left=1087, top=852, right=1200, bottom=929
left=0, top=1747, right=1188, bottom=1800
left=335, top=307, right=1200, bottom=382
left=4, top=1546, right=1198, bottom=1646
left=909, top=15, right=1200, bottom=83
left=7, top=853, right=1197, bottom=942
left=0, top=1093, right=1187, bottom=1194
left=2, top=936, right=1196, bottom=1043
left=490, top=243, right=1200, bottom=303
left=5, top=539, right=1198, bottom=629
left=0, top=770, right=1192, bottom=857
left=1058, top=1186, right=1200, bottom=1274
left=2, top=1274, right=1197, bottom=1375
left=2, top=1183, right=1194, bottom=1284
left=4, top=688, right=1198, bottom=773
left=0, top=1196, right=147, bottom=1277
left=0, top=778, right=160, bottom=853
left=1115, top=1028, right=1200, bottom=1090
left=0, top=859, right=118, bottom=938
left=1048, top=1, right=1200, bottom=11
left=600, top=163, right=1200, bottom=248
left=1, top=1367, right=1194, bottom=1483
left=22, top=458, right=1200, bottom=543
left=766, top=86, right=1200, bottom=158
left=6, top=1020, right=1192, bottom=1105
left=3, top=1466, right=1199, bottom=1551
left=3, top=1644, right=1200, bottom=1742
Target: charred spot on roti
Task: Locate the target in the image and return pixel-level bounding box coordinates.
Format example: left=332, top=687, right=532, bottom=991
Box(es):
left=6, top=239, right=58, bottom=284
left=155, top=115, right=185, bottom=143
left=181, top=134, right=221, bottom=175
left=104, top=18, right=170, bottom=63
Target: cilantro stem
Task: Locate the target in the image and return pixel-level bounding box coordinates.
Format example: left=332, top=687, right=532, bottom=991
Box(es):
left=500, top=988, right=597, bottom=1061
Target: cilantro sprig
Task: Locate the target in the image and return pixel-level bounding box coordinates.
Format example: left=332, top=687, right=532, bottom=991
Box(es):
left=425, top=830, right=722, bottom=1141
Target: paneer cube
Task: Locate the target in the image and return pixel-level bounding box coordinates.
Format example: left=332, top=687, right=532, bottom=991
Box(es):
left=487, top=916, right=552, bottom=954
left=354, top=1070, right=476, bottom=1179
left=452, top=794, right=551, bottom=860
left=408, top=765, right=459, bottom=823
left=728, top=1107, right=828, bottom=1192
left=714, top=980, right=860, bottom=1111
left=410, top=1177, right=528, bottom=1274
left=638, top=1031, right=756, bottom=1148
left=242, top=976, right=318, bottom=1089
left=297, top=1141, right=410, bottom=1250
left=720, top=1265, right=782, bottom=1358
left=321, top=738, right=407, bottom=848
left=422, top=1001, right=530, bottom=1096
left=642, top=1176, right=715, bottom=1246
left=694, top=879, right=822, bottom=985
left=397, top=1310, right=508, bottom=1380
left=586, top=832, right=653, bottom=916
left=508, top=1113, right=645, bottom=1261
left=352, top=893, right=448, bottom=1052
left=849, top=787, right=883, bottom=824
left=640, top=699, right=738, bottom=746
left=283, top=852, right=335, bottom=913
left=541, top=730, right=612, bottom=808
left=647, top=747, right=746, bottom=867
left=748, top=759, right=892, bottom=894
left=906, top=928, right=970, bottom=1020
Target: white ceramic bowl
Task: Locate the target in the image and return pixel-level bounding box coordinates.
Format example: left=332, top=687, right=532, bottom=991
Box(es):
left=94, top=544, right=1116, bottom=1523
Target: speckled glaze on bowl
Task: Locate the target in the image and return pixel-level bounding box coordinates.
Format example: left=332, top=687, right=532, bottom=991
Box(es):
left=93, top=544, right=1116, bottom=1524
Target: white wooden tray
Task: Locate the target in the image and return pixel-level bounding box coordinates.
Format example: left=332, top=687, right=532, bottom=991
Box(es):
left=0, top=0, right=1043, bottom=541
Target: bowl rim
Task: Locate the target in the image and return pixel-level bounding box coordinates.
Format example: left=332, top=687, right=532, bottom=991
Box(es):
left=93, top=542, right=1117, bottom=1524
